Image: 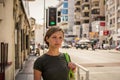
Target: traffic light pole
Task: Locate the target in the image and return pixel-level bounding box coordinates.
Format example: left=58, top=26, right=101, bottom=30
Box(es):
left=43, top=0, right=46, bottom=54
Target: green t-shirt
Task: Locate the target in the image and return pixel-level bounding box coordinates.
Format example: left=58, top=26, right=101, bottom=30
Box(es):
left=33, top=53, right=69, bottom=80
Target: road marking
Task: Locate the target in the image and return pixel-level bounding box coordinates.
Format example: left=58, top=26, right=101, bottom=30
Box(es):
left=79, top=62, right=120, bottom=67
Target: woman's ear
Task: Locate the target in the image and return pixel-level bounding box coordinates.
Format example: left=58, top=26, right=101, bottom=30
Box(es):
left=46, top=37, right=49, bottom=42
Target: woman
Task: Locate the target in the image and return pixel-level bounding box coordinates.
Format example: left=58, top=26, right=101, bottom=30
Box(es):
left=33, top=27, right=76, bottom=80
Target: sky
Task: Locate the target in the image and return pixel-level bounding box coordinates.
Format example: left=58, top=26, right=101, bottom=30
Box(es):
left=29, top=0, right=59, bottom=25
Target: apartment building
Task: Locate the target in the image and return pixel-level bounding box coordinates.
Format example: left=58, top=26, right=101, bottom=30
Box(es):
left=74, top=0, right=105, bottom=41
left=56, top=0, right=69, bottom=33
left=105, top=0, right=120, bottom=46
left=57, top=0, right=106, bottom=43
left=74, top=0, right=81, bottom=37
left=90, top=0, right=105, bottom=43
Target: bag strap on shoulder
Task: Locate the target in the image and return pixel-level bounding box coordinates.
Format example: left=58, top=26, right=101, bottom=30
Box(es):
left=64, top=53, right=71, bottom=62
left=64, top=53, right=75, bottom=79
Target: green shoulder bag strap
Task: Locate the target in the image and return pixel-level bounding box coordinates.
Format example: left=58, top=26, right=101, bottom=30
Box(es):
left=64, top=53, right=75, bottom=80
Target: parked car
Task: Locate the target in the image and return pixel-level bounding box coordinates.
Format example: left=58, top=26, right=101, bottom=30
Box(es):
left=103, top=43, right=110, bottom=50
left=116, top=45, right=120, bottom=51
left=75, top=43, right=89, bottom=50
left=62, top=44, right=71, bottom=48
left=41, top=44, right=48, bottom=50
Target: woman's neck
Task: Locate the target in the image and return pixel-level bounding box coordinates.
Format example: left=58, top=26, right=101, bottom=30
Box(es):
left=47, top=48, right=60, bottom=56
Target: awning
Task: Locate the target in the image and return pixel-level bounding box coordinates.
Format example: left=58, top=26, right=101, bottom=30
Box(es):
left=78, top=39, right=90, bottom=43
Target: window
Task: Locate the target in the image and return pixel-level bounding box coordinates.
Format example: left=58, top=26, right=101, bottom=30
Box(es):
left=75, top=8, right=80, bottom=12
left=75, top=1, right=80, bottom=5
left=83, top=0, right=89, bottom=2
left=74, top=21, right=81, bottom=25
left=62, top=9, right=68, bottom=14
left=63, top=2, right=68, bottom=8
left=84, top=12, right=89, bottom=17
left=62, top=16, right=68, bottom=21
left=95, top=16, right=105, bottom=21
left=83, top=20, right=89, bottom=23
left=91, top=9, right=100, bottom=14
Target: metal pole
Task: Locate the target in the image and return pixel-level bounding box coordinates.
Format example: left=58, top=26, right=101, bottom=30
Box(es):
left=86, top=71, right=89, bottom=80
left=43, top=0, right=46, bottom=54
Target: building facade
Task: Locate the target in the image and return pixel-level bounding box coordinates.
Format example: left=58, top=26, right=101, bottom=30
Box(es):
left=105, top=0, right=120, bottom=46
left=0, top=0, right=32, bottom=80
left=74, top=0, right=105, bottom=40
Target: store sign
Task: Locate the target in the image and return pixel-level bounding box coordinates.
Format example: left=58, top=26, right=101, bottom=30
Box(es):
left=103, top=30, right=109, bottom=36
left=100, top=22, right=105, bottom=26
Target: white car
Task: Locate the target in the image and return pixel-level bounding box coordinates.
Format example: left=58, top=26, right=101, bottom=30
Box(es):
left=103, top=44, right=110, bottom=50
left=116, top=45, right=120, bottom=51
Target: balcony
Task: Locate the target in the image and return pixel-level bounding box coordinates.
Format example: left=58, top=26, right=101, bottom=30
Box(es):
left=106, top=0, right=115, bottom=6
left=118, top=17, right=120, bottom=23
left=91, top=3, right=99, bottom=10
left=82, top=0, right=89, bottom=3
left=74, top=8, right=81, bottom=12
left=74, top=12, right=81, bottom=16
left=74, top=5, right=80, bottom=8
left=81, top=2, right=90, bottom=6
left=75, top=1, right=80, bottom=6
left=74, top=18, right=81, bottom=21
left=91, top=6, right=99, bottom=11
left=91, top=0, right=99, bottom=3
left=74, top=21, right=81, bottom=25
left=91, top=9, right=100, bottom=15
left=82, top=7, right=89, bottom=12
left=81, top=17, right=89, bottom=20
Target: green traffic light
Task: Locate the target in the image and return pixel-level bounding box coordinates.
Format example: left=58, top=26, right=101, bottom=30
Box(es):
left=50, top=21, right=56, bottom=25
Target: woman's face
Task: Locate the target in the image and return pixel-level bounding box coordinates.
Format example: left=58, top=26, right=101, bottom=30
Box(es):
left=46, top=31, right=64, bottom=49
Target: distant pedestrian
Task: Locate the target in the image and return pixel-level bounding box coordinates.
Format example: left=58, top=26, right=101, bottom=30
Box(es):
left=33, top=27, right=76, bottom=80
left=102, top=43, right=104, bottom=49
left=35, top=48, right=40, bottom=56
left=91, top=43, right=95, bottom=50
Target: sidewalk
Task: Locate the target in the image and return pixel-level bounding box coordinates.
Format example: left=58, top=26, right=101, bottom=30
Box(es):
left=15, top=55, right=38, bottom=80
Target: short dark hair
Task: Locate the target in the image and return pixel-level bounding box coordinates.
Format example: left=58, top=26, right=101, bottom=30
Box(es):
left=44, top=26, right=64, bottom=46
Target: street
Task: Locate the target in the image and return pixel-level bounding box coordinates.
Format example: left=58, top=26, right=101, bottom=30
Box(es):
left=15, top=48, right=120, bottom=80
left=60, top=48, right=120, bottom=80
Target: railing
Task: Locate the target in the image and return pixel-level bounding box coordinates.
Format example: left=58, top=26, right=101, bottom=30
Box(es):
left=73, top=62, right=89, bottom=80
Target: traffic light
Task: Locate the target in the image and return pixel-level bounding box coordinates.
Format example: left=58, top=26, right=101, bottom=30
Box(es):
left=58, top=11, right=61, bottom=23
left=48, top=7, right=57, bottom=26
left=58, top=17, right=61, bottom=22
